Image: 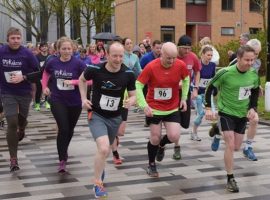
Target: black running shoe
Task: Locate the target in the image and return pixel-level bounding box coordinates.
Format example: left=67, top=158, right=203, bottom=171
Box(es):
left=147, top=164, right=159, bottom=177
left=209, top=123, right=220, bottom=137
left=226, top=178, right=239, bottom=193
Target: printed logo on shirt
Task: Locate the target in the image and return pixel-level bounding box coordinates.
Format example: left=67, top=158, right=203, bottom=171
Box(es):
left=2, top=59, right=22, bottom=67
left=101, top=81, right=121, bottom=90
left=54, top=70, right=73, bottom=78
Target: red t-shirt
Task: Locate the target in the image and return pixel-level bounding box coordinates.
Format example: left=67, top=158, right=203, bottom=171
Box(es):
left=178, top=52, right=201, bottom=81
left=137, top=58, right=189, bottom=111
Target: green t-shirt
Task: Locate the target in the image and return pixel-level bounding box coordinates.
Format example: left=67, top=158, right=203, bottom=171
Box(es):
left=211, top=64, right=259, bottom=118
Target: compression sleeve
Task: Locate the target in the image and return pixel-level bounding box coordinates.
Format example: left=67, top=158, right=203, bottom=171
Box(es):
left=249, top=87, right=259, bottom=110
left=135, top=80, right=147, bottom=108
left=181, top=76, right=190, bottom=101
left=205, top=83, right=217, bottom=108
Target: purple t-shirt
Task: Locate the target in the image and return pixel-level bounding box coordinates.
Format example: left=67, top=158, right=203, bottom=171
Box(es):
left=198, top=61, right=216, bottom=95
left=0, top=45, right=39, bottom=96
left=45, top=56, right=86, bottom=106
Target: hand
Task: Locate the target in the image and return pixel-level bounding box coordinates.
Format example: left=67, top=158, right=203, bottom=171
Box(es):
left=144, top=105, right=153, bottom=117
left=43, top=87, right=51, bottom=96
left=191, top=89, right=198, bottom=100
left=64, top=80, right=72, bottom=85
left=82, top=99, right=92, bottom=110
left=247, top=108, right=256, bottom=121
left=259, top=86, right=264, bottom=97
left=9, top=73, right=24, bottom=84
left=123, top=98, right=131, bottom=109
left=205, top=109, right=216, bottom=121
left=179, top=100, right=187, bottom=112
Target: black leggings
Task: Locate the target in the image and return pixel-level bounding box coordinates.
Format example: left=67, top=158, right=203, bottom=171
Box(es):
left=50, top=102, right=82, bottom=161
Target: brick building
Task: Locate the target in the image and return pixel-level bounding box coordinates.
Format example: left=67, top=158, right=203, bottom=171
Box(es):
left=114, top=0, right=265, bottom=45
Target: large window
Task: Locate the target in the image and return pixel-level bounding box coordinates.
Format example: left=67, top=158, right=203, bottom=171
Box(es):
left=161, top=26, right=175, bottom=42
left=161, top=0, right=174, bottom=8
left=221, top=27, right=235, bottom=36
left=250, top=0, right=261, bottom=12
left=222, top=0, right=234, bottom=11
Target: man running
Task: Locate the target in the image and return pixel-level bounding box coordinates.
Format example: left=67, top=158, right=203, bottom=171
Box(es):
left=79, top=42, right=136, bottom=198
left=136, top=42, right=190, bottom=177
left=205, top=45, right=260, bottom=192
left=0, top=27, right=40, bottom=171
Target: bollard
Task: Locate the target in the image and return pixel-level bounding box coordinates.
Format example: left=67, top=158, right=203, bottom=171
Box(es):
left=265, top=82, right=270, bottom=112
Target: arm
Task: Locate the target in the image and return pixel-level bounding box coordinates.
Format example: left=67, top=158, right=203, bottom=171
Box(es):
left=179, top=76, right=190, bottom=112
left=123, top=90, right=136, bottom=109
left=78, top=72, right=92, bottom=110
left=41, top=70, right=51, bottom=96
left=64, top=79, right=92, bottom=86
left=192, top=70, right=200, bottom=99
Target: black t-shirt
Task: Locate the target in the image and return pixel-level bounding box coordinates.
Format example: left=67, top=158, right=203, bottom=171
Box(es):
left=83, top=62, right=136, bottom=118
left=36, top=53, right=50, bottom=70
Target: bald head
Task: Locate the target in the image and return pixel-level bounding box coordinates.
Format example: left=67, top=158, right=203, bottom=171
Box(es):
left=160, top=42, right=178, bottom=68
left=161, top=42, right=178, bottom=57
left=108, top=42, right=124, bottom=54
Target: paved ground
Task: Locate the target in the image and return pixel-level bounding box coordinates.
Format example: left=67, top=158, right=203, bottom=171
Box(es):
left=0, top=107, right=270, bottom=200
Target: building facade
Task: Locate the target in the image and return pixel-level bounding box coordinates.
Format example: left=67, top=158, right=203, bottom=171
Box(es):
left=114, top=0, right=265, bottom=45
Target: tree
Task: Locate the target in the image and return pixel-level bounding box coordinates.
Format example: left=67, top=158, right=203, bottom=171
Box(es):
left=80, top=0, right=95, bottom=44
left=0, top=0, right=53, bottom=42
left=251, top=0, right=268, bottom=31
left=93, top=0, right=114, bottom=33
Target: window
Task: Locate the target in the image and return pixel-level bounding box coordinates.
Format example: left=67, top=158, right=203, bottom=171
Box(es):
left=249, top=0, right=261, bottom=12
left=221, top=27, right=235, bottom=36
left=161, top=0, right=174, bottom=8
left=222, top=0, right=234, bottom=11
left=249, top=27, right=261, bottom=34
left=186, top=0, right=206, bottom=4
left=161, top=26, right=175, bottom=42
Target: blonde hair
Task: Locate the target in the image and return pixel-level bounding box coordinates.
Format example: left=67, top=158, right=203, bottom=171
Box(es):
left=199, top=37, right=212, bottom=46
left=56, top=36, right=74, bottom=50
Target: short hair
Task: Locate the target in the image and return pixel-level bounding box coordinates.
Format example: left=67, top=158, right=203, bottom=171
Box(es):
left=246, top=39, right=261, bottom=51
left=107, top=41, right=123, bottom=54
left=6, top=27, right=21, bottom=41
left=236, top=45, right=255, bottom=58
left=240, top=33, right=250, bottom=41
left=80, top=49, right=87, bottom=54
left=199, top=37, right=212, bottom=46
left=152, top=40, right=162, bottom=47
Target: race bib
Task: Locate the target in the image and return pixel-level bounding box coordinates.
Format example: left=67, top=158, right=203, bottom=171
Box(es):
left=154, top=88, right=172, bottom=100
left=4, top=71, right=22, bottom=83
left=238, top=86, right=253, bottom=100
left=40, top=61, right=45, bottom=68
left=99, top=94, right=120, bottom=111
left=199, top=78, right=211, bottom=88
left=56, top=79, right=75, bottom=90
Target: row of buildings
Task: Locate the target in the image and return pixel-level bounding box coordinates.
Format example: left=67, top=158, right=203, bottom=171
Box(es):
left=0, top=0, right=266, bottom=46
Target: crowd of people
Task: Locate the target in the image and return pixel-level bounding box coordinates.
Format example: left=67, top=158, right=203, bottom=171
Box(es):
left=0, top=27, right=263, bottom=198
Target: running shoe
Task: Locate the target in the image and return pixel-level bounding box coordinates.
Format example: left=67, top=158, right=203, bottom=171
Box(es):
left=156, top=146, right=165, bottom=162
left=226, top=178, right=239, bottom=193
left=146, top=164, right=159, bottom=177
left=211, top=136, right=220, bottom=151
left=190, top=133, right=201, bottom=141
left=45, top=101, right=51, bottom=110
left=209, top=122, right=220, bottom=137
left=243, top=147, right=258, bottom=161
left=34, top=103, right=40, bottom=111
left=58, top=160, right=66, bottom=173
left=10, top=158, right=20, bottom=172
left=93, top=182, right=108, bottom=198
left=0, top=120, right=4, bottom=129
left=113, top=152, right=122, bottom=165
left=172, top=146, right=182, bottom=160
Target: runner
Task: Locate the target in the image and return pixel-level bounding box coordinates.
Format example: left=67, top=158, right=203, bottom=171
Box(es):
left=0, top=27, right=40, bottom=172
left=78, top=42, right=136, bottom=198
left=136, top=42, right=190, bottom=177
left=42, top=36, right=86, bottom=173
left=205, top=45, right=260, bottom=192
